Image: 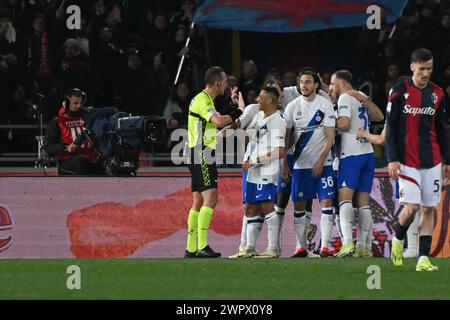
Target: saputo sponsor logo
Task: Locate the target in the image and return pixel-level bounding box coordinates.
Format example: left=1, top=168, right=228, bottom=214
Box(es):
left=403, top=105, right=436, bottom=116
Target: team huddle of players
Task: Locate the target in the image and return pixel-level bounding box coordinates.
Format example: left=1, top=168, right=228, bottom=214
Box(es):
left=227, top=69, right=382, bottom=259
left=230, top=61, right=444, bottom=263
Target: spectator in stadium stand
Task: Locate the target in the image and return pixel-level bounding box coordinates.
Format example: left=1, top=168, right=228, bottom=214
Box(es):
left=375, top=41, right=405, bottom=82
left=117, top=0, right=150, bottom=35
left=282, top=69, right=297, bottom=88
left=103, top=3, right=126, bottom=45
left=164, top=24, right=188, bottom=76
left=163, top=80, right=191, bottom=129
left=0, top=53, right=21, bottom=120
left=0, top=0, right=24, bottom=31
left=44, top=88, right=103, bottom=175
left=146, top=12, right=170, bottom=58
left=113, top=49, right=153, bottom=116
left=245, top=85, right=258, bottom=105
left=403, top=0, right=442, bottom=22
left=19, top=14, right=57, bottom=82
left=263, top=68, right=281, bottom=82
left=73, top=18, right=89, bottom=56
left=165, top=24, right=205, bottom=88
left=24, top=0, right=54, bottom=22
left=374, top=63, right=402, bottom=114
left=0, top=15, right=16, bottom=54
left=58, top=38, right=91, bottom=94
left=151, top=62, right=172, bottom=116
left=170, top=0, right=196, bottom=31
left=357, top=8, right=391, bottom=76
left=238, top=59, right=261, bottom=105
left=238, top=59, right=261, bottom=91
left=392, top=18, right=423, bottom=59
left=386, top=63, right=401, bottom=83
left=90, top=26, right=121, bottom=106
left=431, top=10, right=450, bottom=56
left=87, top=1, right=125, bottom=49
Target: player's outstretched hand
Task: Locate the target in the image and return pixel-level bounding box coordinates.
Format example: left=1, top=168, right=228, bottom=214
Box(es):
left=231, top=86, right=239, bottom=105
left=388, top=161, right=401, bottom=180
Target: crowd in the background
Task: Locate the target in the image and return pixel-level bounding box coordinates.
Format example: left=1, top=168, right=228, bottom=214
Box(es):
left=0, top=0, right=204, bottom=125
left=358, top=0, right=450, bottom=116
left=0, top=0, right=449, bottom=161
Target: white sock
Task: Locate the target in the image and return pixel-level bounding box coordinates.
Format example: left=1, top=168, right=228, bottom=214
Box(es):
left=339, top=201, right=354, bottom=246
left=303, top=211, right=312, bottom=249
left=357, top=206, right=372, bottom=250
left=335, top=214, right=343, bottom=241
left=265, top=211, right=280, bottom=251
left=246, top=216, right=263, bottom=250
left=274, top=205, right=285, bottom=251
left=365, top=218, right=373, bottom=251
left=406, top=210, right=420, bottom=251
left=320, top=207, right=333, bottom=250
left=294, top=210, right=306, bottom=249
left=239, top=214, right=247, bottom=248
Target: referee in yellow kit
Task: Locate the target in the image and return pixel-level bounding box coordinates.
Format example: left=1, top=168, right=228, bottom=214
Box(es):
left=185, top=66, right=244, bottom=258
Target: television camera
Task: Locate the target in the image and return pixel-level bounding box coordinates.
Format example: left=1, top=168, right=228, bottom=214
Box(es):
left=74, top=107, right=166, bottom=176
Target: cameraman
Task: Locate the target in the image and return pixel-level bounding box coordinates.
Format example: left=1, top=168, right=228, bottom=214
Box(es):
left=44, top=88, right=102, bottom=175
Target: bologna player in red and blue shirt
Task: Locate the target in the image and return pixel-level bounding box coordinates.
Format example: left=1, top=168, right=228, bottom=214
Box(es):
left=386, top=48, right=449, bottom=272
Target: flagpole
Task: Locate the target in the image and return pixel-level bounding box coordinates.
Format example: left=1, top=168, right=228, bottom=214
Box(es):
left=173, top=22, right=196, bottom=86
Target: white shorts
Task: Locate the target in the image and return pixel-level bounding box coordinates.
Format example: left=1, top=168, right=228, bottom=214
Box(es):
left=398, top=163, right=442, bottom=207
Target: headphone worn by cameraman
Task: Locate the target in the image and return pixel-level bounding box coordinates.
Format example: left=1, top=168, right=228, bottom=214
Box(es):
left=64, top=88, right=87, bottom=109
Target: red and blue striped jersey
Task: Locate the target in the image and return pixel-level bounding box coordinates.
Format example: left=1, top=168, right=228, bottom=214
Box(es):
left=385, top=77, right=449, bottom=169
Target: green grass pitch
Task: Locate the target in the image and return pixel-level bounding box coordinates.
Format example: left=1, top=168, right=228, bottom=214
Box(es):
left=0, top=258, right=449, bottom=300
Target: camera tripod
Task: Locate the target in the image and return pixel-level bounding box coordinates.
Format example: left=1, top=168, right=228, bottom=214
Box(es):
left=33, top=93, right=50, bottom=175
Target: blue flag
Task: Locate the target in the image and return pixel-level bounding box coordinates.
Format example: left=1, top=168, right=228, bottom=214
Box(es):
left=194, top=0, right=408, bottom=33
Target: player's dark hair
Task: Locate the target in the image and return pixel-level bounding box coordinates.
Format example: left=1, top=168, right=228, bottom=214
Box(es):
left=298, top=70, right=319, bottom=83
left=410, top=48, right=433, bottom=63
left=260, top=86, right=280, bottom=104
left=334, top=70, right=353, bottom=85
left=298, top=66, right=316, bottom=76
left=263, top=77, right=283, bottom=91
left=204, top=66, right=225, bottom=86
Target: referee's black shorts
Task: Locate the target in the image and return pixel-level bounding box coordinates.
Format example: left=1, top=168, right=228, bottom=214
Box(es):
left=188, top=147, right=218, bottom=193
